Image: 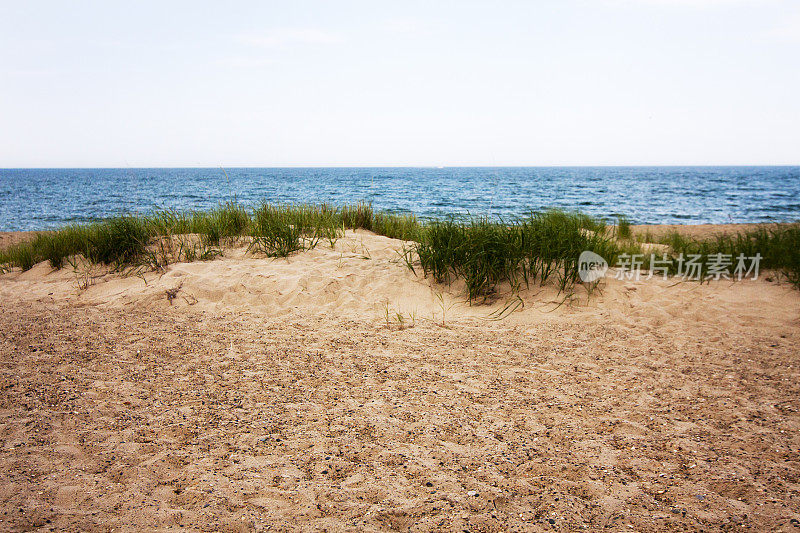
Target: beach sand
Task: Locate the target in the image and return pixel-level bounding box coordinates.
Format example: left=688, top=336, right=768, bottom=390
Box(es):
left=0, top=231, right=39, bottom=250
left=1, top=227, right=799, bottom=531
left=630, top=223, right=793, bottom=240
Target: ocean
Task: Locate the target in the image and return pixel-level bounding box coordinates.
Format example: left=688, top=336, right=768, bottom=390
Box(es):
left=1, top=166, right=798, bottom=231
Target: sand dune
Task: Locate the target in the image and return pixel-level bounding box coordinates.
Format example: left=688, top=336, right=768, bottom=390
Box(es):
left=1, top=229, right=799, bottom=530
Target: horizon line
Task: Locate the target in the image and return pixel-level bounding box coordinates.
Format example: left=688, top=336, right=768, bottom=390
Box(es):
left=2, top=163, right=800, bottom=170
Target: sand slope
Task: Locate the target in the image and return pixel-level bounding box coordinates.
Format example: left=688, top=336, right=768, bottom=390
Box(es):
left=1, top=230, right=799, bottom=531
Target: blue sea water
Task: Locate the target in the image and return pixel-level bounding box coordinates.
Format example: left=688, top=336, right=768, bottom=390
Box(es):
left=0, top=167, right=798, bottom=231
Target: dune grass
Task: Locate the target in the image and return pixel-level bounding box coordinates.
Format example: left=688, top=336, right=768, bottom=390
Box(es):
left=616, top=216, right=632, bottom=240
left=0, top=202, right=404, bottom=270
left=653, top=225, right=800, bottom=288
left=0, top=217, right=151, bottom=271
left=0, top=202, right=616, bottom=299
left=2, top=202, right=798, bottom=300
left=412, top=210, right=620, bottom=301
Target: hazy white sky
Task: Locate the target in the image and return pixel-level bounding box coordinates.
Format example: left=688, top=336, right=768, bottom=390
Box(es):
left=1, top=0, right=798, bottom=167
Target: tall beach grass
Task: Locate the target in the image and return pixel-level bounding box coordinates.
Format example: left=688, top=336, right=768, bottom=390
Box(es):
left=412, top=211, right=619, bottom=301
left=652, top=225, right=800, bottom=288
left=2, top=202, right=798, bottom=299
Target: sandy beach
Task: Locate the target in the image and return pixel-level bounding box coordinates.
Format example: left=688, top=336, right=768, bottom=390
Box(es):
left=0, top=231, right=39, bottom=251
left=1, top=227, right=799, bottom=531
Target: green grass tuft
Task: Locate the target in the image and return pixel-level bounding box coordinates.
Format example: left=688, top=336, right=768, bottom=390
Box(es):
left=654, top=224, right=800, bottom=286
left=2, top=241, right=38, bottom=271
left=248, top=204, right=311, bottom=257
left=616, top=216, right=632, bottom=240
left=413, top=210, right=620, bottom=302
left=85, top=216, right=150, bottom=266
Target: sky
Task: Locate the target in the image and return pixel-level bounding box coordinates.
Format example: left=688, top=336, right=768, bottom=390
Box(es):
left=0, top=0, right=798, bottom=167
